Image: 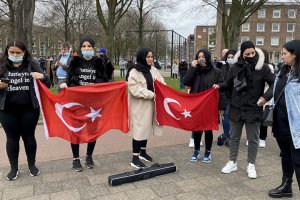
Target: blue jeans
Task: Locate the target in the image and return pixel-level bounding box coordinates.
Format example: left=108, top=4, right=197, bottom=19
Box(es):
left=179, top=71, right=186, bottom=90
left=222, top=102, right=230, bottom=138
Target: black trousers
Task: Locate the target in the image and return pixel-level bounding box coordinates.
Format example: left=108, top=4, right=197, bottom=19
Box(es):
left=193, top=130, right=213, bottom=151
left=259, top=124, right=268, bottom=140
left=71, top=141, right=96, bottom=158
left=276, top=137, right=300, bottom=189
left=132, top=139, right=147, bottom=154
left=0, top=108, right=40, bottom=170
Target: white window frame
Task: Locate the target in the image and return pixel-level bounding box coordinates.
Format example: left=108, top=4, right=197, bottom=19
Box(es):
left=286, top=36, right=294, bottom=43
left=241, top=36, right=250, bottom=43
left=273, top=9, right=281, bottom=18
left=272, top=23, right=280, bottom=32
left=288, top=9, right=296, bottom=18
left=32, top=49, right=37, bottom=54
left=258, top=9, right=266, bottom=18
left=242, top=23, right=250, bottom=32
left=203, top=28, right=206, bottom=32
left=256, top=37, right=264, bottom=46
left=271, top=37, right=279, bottom=46
left=257, top=23, right=265, bottom=32
left=287, top=23, right=295, bottom=32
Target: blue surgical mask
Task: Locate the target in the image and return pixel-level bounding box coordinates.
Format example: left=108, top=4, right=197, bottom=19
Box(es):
left=82, top=50, right=94, bottom=58
left=8, top=55, right=23, bottom=63
left=227, top=58, right=236, bottom=65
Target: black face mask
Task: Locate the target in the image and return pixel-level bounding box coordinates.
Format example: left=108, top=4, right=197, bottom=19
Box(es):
left=244, top=56, right=255, bottom=63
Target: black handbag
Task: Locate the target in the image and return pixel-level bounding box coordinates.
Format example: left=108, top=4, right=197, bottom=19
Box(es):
left=262, top=75, right=291, bottom=126
left=108, top=162, right=176, bottom=186
left=262, top=105, right=274, bottom=126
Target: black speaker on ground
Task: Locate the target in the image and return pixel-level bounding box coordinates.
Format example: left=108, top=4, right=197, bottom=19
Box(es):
left=108, top=162, right=177, bottom=186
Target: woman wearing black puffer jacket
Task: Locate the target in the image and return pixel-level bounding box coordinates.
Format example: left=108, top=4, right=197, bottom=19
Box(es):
left=214, top=41, right=275, bottom=179
left=184, top=48, right=226, bottom=164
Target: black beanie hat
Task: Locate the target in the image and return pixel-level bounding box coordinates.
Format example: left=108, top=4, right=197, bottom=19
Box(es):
left=79, top=35, right=95, bottom=48
left=225, top=49, right=237, bottom=61
left=240, top=41, right=255, bottom=56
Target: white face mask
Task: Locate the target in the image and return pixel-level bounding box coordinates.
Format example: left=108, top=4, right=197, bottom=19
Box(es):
left=227, top=58, right=236, bottom=65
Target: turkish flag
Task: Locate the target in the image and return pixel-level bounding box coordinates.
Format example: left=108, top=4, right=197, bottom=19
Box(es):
left=35, top=80, right=128, bottom=144
left=154, top=81, right=219, bottom=131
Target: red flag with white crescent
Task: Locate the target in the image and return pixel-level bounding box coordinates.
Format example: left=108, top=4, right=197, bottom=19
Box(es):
left=154, top=80, right=219, bottom=131
left=35, top=80, right=128, bottom=144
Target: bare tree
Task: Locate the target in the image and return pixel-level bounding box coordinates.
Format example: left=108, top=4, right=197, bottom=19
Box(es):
left=128, top=0, right=174, bottom=47
left=0, top=0, right=36, bottom=50
left=95, top=0, right=133, bottom=61
left=203, top=0, right=267, bottom=49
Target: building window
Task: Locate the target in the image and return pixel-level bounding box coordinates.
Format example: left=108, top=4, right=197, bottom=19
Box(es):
left=202, top=41, right=206, bottom=45
left=271, top=37, right=279, bottom=46
left=288, top=9, right=296, bottom=18
left=272, top=23, right=280, bottom=32
left=258, top=9, right=266, bottom=18
left=197, top=35, right=202, bottom=39
left=32, top=42, right=36, bottom=47
left=32, top=49, right=37, bottom=54
left=256, top=37, right=264, bottom=46
left=241, top=36, right=250, bottom=43
left=242, top=23, right=250, bottom=32
left=257, top=23, right=265, bottom=32
left=203, top=28, right=206, bottom=32
left=287, top=23, right=295, bottom=32
left=273, top=9, right=281, bottom=18
left=286, top=36, right=294, bottom=42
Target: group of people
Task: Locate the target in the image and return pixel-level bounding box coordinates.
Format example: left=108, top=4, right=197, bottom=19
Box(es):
left=0, top=37, right=300, bottom=199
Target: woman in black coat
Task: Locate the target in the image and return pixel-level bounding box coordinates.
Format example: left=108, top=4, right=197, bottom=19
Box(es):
left=184, top=48, right=226, bottom=163
left=60, top=36, right=108, bottom=172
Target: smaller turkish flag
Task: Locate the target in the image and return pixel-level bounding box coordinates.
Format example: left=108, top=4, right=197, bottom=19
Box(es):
left=154, top=81, right=219, bottom=131
left=35, top=80, right=128, bottom=144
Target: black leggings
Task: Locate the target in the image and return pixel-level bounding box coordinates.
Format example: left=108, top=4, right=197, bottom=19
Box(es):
left=132, top=139, right=147, bottom=154
left=259, top=124, right=268, bottom=140
left=193, top=130, right=213, bottom=151
left=0, top=108, right=40, bottom=169
left=71, top=141, right=96, bottom=158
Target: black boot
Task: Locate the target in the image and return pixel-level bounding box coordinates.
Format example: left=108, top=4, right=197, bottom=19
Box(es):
left=268, top=177, right=293, bottom=198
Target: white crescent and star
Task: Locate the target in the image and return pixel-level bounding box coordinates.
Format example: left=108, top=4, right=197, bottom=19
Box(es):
left=163, top=98, right=192, bottom=120
left=55, top=102, right=102, bottom=132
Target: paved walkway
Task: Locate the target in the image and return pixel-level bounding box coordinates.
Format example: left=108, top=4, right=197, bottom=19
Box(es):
left=0, top=125, right=299, bottom=199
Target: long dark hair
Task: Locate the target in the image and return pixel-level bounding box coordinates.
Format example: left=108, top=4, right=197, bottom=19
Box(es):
left=279, top=40, right=300, bottom=81
left=0, top=40, right=32, bottom=76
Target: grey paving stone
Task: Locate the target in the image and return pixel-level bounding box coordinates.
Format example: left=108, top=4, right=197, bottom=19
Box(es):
left=95, top=192, right=129, bottom=200
left=108, top=183, right=136, bottom=194
left=2, top=185, right=33, bottom=200
left=42, top=172, right=69, bottom=183
left=50, top=189, right=81, bottom=200
left=60, top=177, right=91, bottom=191
left=175, top=179, right=207, bottom=192
left=34, top=181, right=62, bottom=195
left=88, top=173, right=111, bottom=185
left=125, top=187, right=158, bottom=199
left=151, top=183, right=183, bottom=197
left=19, top=194, right=50, bottom=200
left=78, top=184, right=110, bottom=199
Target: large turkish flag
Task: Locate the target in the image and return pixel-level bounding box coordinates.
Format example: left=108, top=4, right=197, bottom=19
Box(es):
left=154, top=81, right=219, bottom=131
left=35, top=80, right=128, bottom=144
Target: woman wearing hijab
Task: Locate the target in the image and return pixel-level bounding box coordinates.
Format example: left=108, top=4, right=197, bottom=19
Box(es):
left=127, top=47, right=165, bottom=169
left=60, top=36, right=108, bottom=172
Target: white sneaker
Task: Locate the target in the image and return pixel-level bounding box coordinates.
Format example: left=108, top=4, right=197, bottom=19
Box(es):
left=247, top=163, right=257, bottom=179
left=246, top=140, right=248, bottom=146
left=259, top=139, right=266, bottom=148
left=221, top=161, right=237, bottom=174
left=189, top=138, right=194, bottom=148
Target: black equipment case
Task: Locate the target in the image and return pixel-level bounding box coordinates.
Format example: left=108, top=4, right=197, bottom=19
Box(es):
left=108, top=162, right=176, bottom=186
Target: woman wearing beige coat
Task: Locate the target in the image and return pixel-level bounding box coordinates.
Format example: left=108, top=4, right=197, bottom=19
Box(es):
left=127, top=47, right=165, bottom=169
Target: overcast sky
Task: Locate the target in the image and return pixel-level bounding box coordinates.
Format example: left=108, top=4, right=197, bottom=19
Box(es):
left=160, top=0, right=216, bottom=38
